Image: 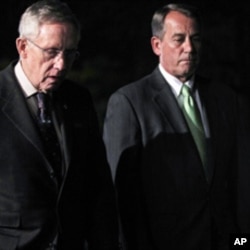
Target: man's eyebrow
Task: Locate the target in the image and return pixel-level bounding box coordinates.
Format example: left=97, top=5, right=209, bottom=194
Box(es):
left=171, top=33, right=185, bottom=38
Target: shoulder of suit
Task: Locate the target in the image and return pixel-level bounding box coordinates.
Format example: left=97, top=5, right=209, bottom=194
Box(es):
left=0, top=61, right=16, bottom=80
left=115, top=68, right=161, bottom=95
left=0, top=62, right=19, bottom=99
left=197, top=74, right=237, bottom=102
left=59, top=79, right=89, bottom=95
left=53, top=79, right=94, bottom=108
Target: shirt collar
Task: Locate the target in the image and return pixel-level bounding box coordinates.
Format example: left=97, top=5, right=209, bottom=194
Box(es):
left=14, top=61, right=37, bottom=98
left=158, top=64, right=195, bottom=97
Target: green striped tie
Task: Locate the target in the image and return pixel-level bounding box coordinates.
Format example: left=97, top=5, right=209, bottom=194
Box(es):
left=179, top=85, right=207, bottom=171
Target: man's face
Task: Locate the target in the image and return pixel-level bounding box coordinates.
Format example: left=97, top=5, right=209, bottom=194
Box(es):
left=151, top=11, right=201, bottom=82
left=17, top=22, right=79, bottom=92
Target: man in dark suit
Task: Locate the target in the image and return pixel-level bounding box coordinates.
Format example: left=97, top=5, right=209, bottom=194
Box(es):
left=103, top=3, right=238, bottom=250
left=0, top=0, right=119, bottom=249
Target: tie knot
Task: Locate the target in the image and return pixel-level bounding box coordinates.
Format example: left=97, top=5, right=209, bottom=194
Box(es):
left=180, top=84, right=192, bottom=97
left=36, top=92, right=49, bottom=110
left=36, top=92, right=50, bottom=110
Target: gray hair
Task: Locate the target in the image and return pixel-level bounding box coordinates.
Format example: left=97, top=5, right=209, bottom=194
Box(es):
left=18, top=0, right=81, bottom=41
left=151, top=3, right=202, bottom=40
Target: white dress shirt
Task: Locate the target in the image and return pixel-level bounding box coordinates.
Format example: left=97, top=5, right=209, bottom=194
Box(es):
left=158, top=64, right=210, bottom=137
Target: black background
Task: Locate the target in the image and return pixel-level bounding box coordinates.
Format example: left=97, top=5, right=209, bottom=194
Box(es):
left=1, top=0, right=249, bottom=125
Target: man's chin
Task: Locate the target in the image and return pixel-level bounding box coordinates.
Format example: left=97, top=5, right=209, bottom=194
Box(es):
left=44, top=80, right=62, bottom=92
left=182, top=66, right=196, bottom=77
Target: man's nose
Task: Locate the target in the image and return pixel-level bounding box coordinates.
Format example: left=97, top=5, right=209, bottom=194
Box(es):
left=183, top=38, right=193, bottom=52
left=53, top=52, right=67, bottom=70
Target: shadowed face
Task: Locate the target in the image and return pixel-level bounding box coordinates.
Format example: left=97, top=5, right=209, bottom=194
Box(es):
left=16, top=22, right=79, bottom=92
left=151, top=11, right=201, bottom=82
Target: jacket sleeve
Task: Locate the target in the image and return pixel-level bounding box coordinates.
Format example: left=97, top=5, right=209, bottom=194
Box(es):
left=83, top=90, right=120, bottom=250
left=103, top=91, right=144, bottom=250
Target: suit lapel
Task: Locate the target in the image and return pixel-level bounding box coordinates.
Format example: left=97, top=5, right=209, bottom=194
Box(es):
left=152, top=68, right=189, bottom=133
left=196, top=79, right=219, bottom=183
left=3, top=86, right=44, bottom=154
left=154, top=86, right=189, bottom=133
left=51, top=93, right=72, bottom=196
left=152, top=69, right=217, bottom=184
left=198, top=81, right=219, bottom=157
left=52, top=99, right=71, bottom=176
left=1, top=65, right=56, bottom=176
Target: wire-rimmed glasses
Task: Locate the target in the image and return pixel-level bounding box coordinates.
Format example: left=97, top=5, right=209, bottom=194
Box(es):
left=26, top=38, right=80, bottom=61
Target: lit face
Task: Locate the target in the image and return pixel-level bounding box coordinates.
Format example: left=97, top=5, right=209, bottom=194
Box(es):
left=151, top=11, right=201, bottom=82
left=16, top=22, right=79, bottom=92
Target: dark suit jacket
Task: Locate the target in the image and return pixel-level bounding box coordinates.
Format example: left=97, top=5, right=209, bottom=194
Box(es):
left=103, top=68, right=238, bottom=250
left=0, top=62, right=119, bottom=250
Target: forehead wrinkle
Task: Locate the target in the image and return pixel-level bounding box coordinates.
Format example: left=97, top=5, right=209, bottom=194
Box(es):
left=164, top=12, right=199, bottom=36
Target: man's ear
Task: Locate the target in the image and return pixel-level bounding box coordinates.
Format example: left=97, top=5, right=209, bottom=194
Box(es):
left=151, top=36, right=162, bottom=56
left=16, top=38, right=28, bottom=59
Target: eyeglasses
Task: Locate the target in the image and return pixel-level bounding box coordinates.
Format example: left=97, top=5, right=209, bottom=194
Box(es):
left=26, top=38, right=80, bottom=61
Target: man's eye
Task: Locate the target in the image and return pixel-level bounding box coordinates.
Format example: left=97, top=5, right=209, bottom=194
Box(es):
left=174, top=38, right=184, bottom=43
left=46, top=49, right=59, bottom=57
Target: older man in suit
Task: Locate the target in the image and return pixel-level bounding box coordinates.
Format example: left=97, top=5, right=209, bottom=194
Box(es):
left=103, top=3, right=238, bottom=250
left=0, top=0, right=119, bottom=249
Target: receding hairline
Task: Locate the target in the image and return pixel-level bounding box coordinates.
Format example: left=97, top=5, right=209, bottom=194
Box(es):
left=18, top=0, right=81, bottom=40
left=151, top=3, right=202, bottom=39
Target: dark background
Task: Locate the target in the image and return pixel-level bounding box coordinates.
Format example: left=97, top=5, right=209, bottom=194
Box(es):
left=0, top=0, right=249, bottom=126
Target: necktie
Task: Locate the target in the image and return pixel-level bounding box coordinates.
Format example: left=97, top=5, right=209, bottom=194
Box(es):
left=179, top=85, right=207, bottom=174
left=36, top=92, right=52, bottom=125
left=36, top=92, right=62, bottom=182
